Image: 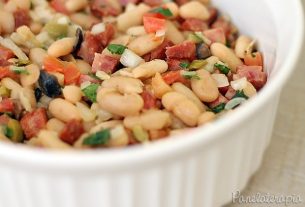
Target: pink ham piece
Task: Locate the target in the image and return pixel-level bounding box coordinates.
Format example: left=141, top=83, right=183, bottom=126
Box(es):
left=90, top=0, right=120, bottom=18
left=211, top=17, right=232, bottom=38
left=224, top=86, right=236, bottom=100
left=203, top=28, right=226, bottom=44
left=167, top=59, right=187, bottom=71
left=236, top=65, right=267, bottom=90
left=92, top=53, right=119, bottom=74
left=78, top=74, right=101, bottom=85
left=181, top=18, right=208, bottom=32
left=209, top=94, right=228, bottom=108
left=165, top=41, right=196, bottom=60
left=143, top=40, right=174, bottom=61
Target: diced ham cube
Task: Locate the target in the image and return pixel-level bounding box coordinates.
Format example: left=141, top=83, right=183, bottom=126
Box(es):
left=141, top=90, right=157, bottom=110
left=90, top=0, right=120, bottom=18
left=92, top=53, right=119, bottom=74
left=13, top=9, right=31, bottom=30
left=96, top=24, right=116, bottom=47
left=0, top=46, right=14, bottom=66
left=209, top=94, right=228, bottom=108
left=0, top=98, right=14, bottom=113
left=181, top=18, right=208, bottom=32
left=203, top=28, right=226, bottom=44
left=211, top=17, right=232, bottom=38
left=119, top=0, right=139, bottom=6
left=167, top=59, right=187, bottom=71
left=60, top=120, right=84, bottom=145
left=224, top=86, right=236, bottom=100
left=78, top=74, right=101, bottom=85
left=143, top=0, right=162, bottom=6
left=166, top=41, right=196, bottom=60
left=236, top=65, right=267, bottom=90
left=206, top=7, right=218, bottom=25
left=20, top=108, right=48, bottom=139
left=143, top=40, right=174, bottom=61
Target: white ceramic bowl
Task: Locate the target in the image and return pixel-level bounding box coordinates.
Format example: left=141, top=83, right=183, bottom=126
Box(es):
left=0, top=0, right=304, bottom=207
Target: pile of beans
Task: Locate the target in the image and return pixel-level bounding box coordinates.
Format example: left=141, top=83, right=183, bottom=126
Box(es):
left=0, top=0, right=267, bottom=149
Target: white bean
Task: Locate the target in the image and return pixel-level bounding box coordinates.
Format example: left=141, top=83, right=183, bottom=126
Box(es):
left=65, top=0, right=88, bottom=12
left=197, top=111, right=216, bottom=125
left=30, top=48, right=48, bottom=66
left=165, top=21, right=184, bottom=44
left=179, top=1, right=210, bottom=20
left=132, top=59, right=168, bottom=79
left=70, top=13, right=99, bottom=30
left=63, top=85, right=82, bottom=104
left=102, top=76, right=144, bottom=94
left=128, top=34, right=164, bottom=56
left=37, top=130, right=71, bottom=149
left=49, top=98, right=81, bottom=123
left=210, top=42, right=243, bottom=72
left=235, top=35, right=253, bottom=59
left=191, top=69, right=219, bottom=102
left=20, top=64, right=40, bottom=87
left=48, top=37, right=76, bottom=58
left=47, top=118, right=65, bottom=134
left=0, top=10, right=15, bottom=34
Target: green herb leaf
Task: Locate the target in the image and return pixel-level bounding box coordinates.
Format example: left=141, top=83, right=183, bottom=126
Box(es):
left=211, top=103, right=226, bottom=113
left=150, top=7, right=173, bottom=17
left=182, top=71, right=200, bottom=80
left=82, top=84, right=99, bottom=102
left=10, top=66, right=29, bottom=75
left=83, top=129, right=111, bottom=146
left=107, top=44, right=127, bottom=55
left=233, top=90, right=248, bottom=99
left=3, top=125, right=13, bottom=138
left=214, top=63, right=230, bottom=75
left=179, top=62, right=190, bottom=69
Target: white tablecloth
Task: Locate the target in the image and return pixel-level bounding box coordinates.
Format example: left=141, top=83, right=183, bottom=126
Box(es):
left=226, top=2, right=305, bottom=206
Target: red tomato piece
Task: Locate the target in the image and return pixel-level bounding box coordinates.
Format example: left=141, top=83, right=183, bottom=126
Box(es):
left=20, top=108, right=48, bottom=139
left=13, top=9, right=31, bottom=30
left=236, top=65, right=267, bottom=90
left=162, top=71, right=189, bottom=85
left=50, top=0, right=69, bottom=14
left=181, top=18, right=208, bottom=32
left=0, top=46, right=14, bottom=66
left=92, top=53, right=119, bottom=74
left=165, top=41, right=196, bottom=60
left=60, top=120, right=84, bottom=145
left=0, top=67, right=17, bottom=80
left=143, top=16, right=166, bottom=33
left=203, top=28, right=226, bottom=44
left=141, top=90, right=157, bottom=110
left=244, top=52, right=263, bottom=67
left=0, top=98, right=14, bottom=113
left=63, top=63, right=81, bottom=85
left=209, top=94, right=228, bottom=108
left=43, top=56, right=65, bottom=73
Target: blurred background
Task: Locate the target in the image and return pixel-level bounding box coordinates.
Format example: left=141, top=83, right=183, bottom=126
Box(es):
left=227, top=0, right=305, bottom=206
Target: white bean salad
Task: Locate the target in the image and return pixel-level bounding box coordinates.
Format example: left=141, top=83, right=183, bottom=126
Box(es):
left=0, top=0, right=267, bottom=149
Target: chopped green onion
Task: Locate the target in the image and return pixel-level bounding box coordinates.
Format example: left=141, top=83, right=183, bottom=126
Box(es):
left=107, top=44, right=127, bottom=55
left=189, top=60, right=207, bottom=70
left=83, top=129, right=111, bottom=146
left=3, top=125, right=13, bottom=139
left=225, top=98, right=247, bottom=110
left=10, top=66, right=29, bottom=75
left=233, top=90, right=248, bottom=99
left=182, top=71, right=200, bottom=80
left=82, top=83, right=99, bottom=103
left=211, top=103, right=226, bottom=113
left=187, top=33, right=203, bottom=43
left=132, top=125, right=149, bottom=142
left=179, top=62, right=190, bottom=69
left=150, top=7, right=173, bottom=17
left=214, top=63, right=230, bottom=75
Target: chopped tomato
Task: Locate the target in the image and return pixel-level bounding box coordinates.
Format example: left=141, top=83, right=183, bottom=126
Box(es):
left=143, top=16, right=166, bottom=33
left=162, top=71, right=189, bottom=85
left=20, top=108, right=48, bottom=139
left=0, top=67, right=17, bottom=80
left=63, top=63, right=81, bottom=85
left=244, top=52, right=263, bottom=67
left=0, top=46, right=14, bottom=66
left=43, top=56, right=65, bottom=73
left=0, top=98, right=14, bottom=113
left=50, top=0, right=69, bottom=14
left=141, top=90, right=157, bottom=109
left=143, top=12, right=166, bottom=19
left=60, top=120, right=84, bottom=145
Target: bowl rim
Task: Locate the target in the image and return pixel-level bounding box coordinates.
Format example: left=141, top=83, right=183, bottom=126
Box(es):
left=0, top=0, right=304, bottom=172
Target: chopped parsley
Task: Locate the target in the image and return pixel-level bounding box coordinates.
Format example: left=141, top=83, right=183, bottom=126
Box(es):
left=150, top=7, right=173, bottom=17
left=107, top=44, right=127, bottom=55
left=214, top=63, right=230, bottom=75
left=233, top=90, right=248, bottom=99
left=182, top=71, right=200, bottom=80
left=3, top=126, right=13, bottom=139
left=83, top=129, right=111, bottom=146
left=211, top=103, right=226, bottom=113
left=179, top=62, right=190, bottom=69
left=10, top=66, right=29, bottom=75
left=82, top=84, right=99, bottom=102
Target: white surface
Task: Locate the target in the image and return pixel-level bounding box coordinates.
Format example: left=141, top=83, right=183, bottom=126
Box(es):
left=0, top=0, right=304, bottom=207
